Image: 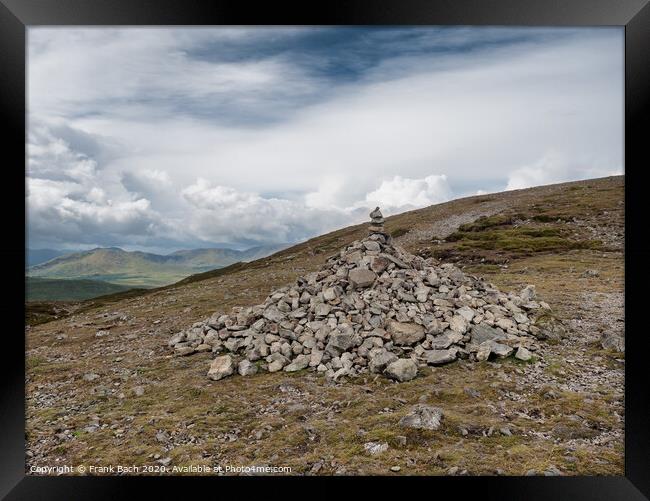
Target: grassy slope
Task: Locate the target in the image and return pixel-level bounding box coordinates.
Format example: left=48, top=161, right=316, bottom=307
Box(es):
left=25, top=176, right=624, bottom=476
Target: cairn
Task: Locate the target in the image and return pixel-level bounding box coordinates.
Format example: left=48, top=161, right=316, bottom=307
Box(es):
left=368, top=206, right=392, bottom=244
left=169, top=207, right=553, bottom=383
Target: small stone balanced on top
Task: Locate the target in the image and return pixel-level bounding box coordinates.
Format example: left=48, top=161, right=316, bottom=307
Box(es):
left=368, top=206, right=392, bottom=244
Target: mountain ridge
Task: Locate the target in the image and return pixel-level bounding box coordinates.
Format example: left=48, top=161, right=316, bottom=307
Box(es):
left=27, top=243, right=290, bottom=288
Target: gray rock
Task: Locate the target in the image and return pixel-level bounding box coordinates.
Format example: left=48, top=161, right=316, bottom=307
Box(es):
left=515, top=346, right=532, bottom=361
left=388, top=321, right=425, bottom=345
left=314, top=303, right=331, bottom=317
left=520, top=284, right=537, bottom=301
left=384, top=358, right=418, bottom=382
left=284, top=354, right=310, bottom=372
left=381, top=253, right=408, bottom=269
left=449, top=315, right=469, bottom=334
left=470, top=324, right=506, bottom=345
left=363, top=240, right=381, bottom=252
left=309, top=349, right=324, bottom=367
left=224, top=337, right=243, bottom=353
left=456, top=306, right=475, bottom=322
left=601, top=333, right=625, bottom=352
left=348, top=268, right=377, bottom=288
left=430, top=331, right=462, bottom=350
left=514, top=312, right=529, bottom=324
left=370, top=256, right=391, bottom=273
left=268, top=360, right=285, bottom=373
left=426, top=349, right=457, bottom=365
left=364, top=442, right=388, bottom=455
left=496, top=318, right=517, bottom=331
left=487, top=340, right=514, bottom=358
left=175, top=346, right=195, bottom=356
left=368, top=350, right=398, bottom=374
left=323, top=287, right=338, bottom=301
left=476, top=342, right=491, bottom=361
left=207, top=355, right=235, bottom=381
left=263, top=305, right=285, bottom=323
left=399, top=404, right=443, bottom=430
left=325, top=332, right=357, bottom=356
left=168, top=332, right=185, bottom=346
left=238, top=359, right=258, bottom=376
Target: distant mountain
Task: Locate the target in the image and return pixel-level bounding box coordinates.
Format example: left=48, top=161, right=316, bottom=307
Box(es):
left=168, top=244, right=290, bottom=271
left=26, top=277, right=135, bottom=302
left=26, top=248, right=69, bottom=268
left=26, top=244, right=290, bottom=288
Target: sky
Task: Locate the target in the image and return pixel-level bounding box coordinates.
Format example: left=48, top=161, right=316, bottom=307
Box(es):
left=27, top=27, right=624, bottom=253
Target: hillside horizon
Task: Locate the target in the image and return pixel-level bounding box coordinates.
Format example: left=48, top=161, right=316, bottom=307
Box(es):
left=26, top=243, right=290, bottom=292
left=25, top=174, right=625, bottom=475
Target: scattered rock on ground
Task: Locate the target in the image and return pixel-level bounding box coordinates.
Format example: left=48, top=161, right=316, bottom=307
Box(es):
left=399, top=404, right=443, bottom=430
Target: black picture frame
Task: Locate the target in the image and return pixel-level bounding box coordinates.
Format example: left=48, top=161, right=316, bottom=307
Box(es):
left=2, top=0, right=648, bottom=498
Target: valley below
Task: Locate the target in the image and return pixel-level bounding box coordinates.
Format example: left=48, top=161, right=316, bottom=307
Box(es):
left=25, top=176, right=624, bottom=476
left=25, top=244, right=288, bottom=302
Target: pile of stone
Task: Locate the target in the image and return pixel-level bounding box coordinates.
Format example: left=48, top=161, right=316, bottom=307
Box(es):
left=169, top=208, right=551, bottom=383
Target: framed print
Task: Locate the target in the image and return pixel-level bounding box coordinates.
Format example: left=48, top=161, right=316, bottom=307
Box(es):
left=2, top=0, right=649, bottom=498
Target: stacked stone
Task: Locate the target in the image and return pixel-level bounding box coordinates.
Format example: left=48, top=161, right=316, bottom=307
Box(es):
left=368, top=206, right=392, bottom=244
left=169, top=207, right=559, bottom=383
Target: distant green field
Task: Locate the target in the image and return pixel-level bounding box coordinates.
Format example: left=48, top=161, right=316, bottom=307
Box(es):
left=26, top=277, right=138, bottom=302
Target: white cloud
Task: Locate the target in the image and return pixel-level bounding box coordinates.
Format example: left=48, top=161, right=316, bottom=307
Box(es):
left=506, top=150, right=624, bottom=191
left=178, top=174, right=455, bottom=246
left=181, top=179, right=353, bottom=245
left=361, top=175, right=452, bottom=211
left=27, top=171, right=165, bottom=248
left=26, top=27, right=624, bottom=250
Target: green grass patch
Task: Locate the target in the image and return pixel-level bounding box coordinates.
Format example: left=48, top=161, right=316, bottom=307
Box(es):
left=447, top=225, right=601, bottom=255
left=457, top=215, right=515, bottom=232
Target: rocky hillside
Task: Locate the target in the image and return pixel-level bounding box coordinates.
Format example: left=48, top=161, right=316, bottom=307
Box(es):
left=25, top=175, right=624, bottom=476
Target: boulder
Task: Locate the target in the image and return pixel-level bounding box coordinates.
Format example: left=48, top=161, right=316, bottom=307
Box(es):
left=476, top=342, right=491, bottom=361
left=284, top=354, right=310, bottom=372
left=388, top=321, right=425, bottom=345
left=426, top=349, right=457, bottom=365
left=370, top=256, right=391, bottom=273
left=348, top=268, right=377, bottom=288
left=449, top=315, right=469, bottom=334
left=263, top=305, right=285, bottom=323
left=207, top=355, right=235, bottom=381
left=520, top=285, right=537, bottom=301
left=368, top=350, right=398, bottom=374
left=486, top=340, right=514, bottom=358
left=515, top=346, right=532, bottom=361
left=364, top=442, right=388, bottom=455
left=601, top=333, right=625, bottom=352
left=399, top=404, right=443, bottom=430
left=471, top=324, right=506, bottom=345
left=238, top=359, right=258, bottom=376
left=324, top=331, right=353, bottom=354
left=384, top=358, right=418, bottom=382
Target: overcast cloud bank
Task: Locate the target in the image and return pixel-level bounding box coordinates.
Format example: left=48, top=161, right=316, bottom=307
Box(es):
left=27, top=27, right=623, bottom=252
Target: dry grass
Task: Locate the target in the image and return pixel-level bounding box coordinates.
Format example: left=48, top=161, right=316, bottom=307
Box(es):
left=25, top=176, right=624, bottom=476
